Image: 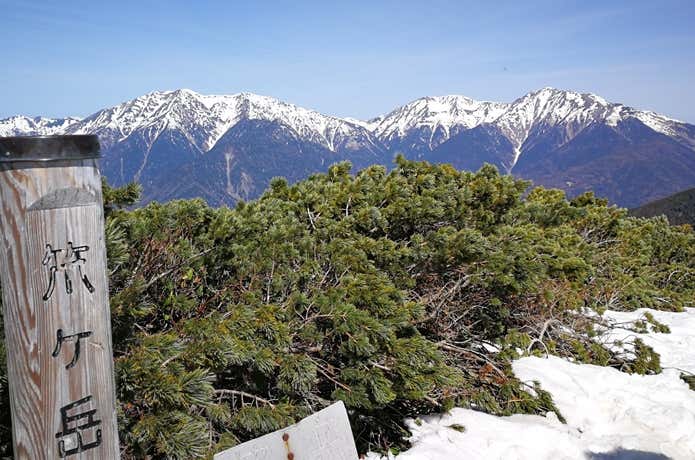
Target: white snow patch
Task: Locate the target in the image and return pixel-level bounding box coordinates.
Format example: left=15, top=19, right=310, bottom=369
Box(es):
left=514, top=356, right=695, bottom=459
left=369, top=308, right=695, bottom=459
left=599, top=308, right=695, bottom=374
left=365, top=408, right=582, bottom=460
left=630, top=111, right=680, bottom=137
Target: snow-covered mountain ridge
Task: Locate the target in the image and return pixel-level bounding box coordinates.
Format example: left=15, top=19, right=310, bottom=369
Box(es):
left=0, top=115, right=81, bottom=137
left=2, top=87, right=694, bottom=208
left=3, top=87, right=689, bottom=154
left=369, top=95, right=508, bottom=149
left=63, top=89, right=378, bottom=154
left=370, top=87, right=692, bottom=164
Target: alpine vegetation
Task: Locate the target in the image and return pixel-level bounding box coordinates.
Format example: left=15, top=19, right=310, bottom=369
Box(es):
left=0, top=159, right=693, bottom=459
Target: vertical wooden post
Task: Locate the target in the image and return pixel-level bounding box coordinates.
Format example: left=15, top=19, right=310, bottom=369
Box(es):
left=0, top=136, right=120, bottom=459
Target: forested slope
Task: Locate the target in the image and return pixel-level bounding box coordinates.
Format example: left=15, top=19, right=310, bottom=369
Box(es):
left=630, top=187, right=695, bottom=226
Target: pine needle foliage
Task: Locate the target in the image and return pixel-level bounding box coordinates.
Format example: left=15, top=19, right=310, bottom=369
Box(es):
left=0, top=159, right=693, bottom=458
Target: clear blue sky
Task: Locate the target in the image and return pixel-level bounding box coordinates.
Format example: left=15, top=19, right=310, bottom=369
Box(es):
left=1, top=0, right=694, bottom=122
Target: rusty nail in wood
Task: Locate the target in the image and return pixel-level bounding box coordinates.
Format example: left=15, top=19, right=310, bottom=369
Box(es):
left=287, top=453, right=294, bottom=460
left=282, top=433, right=289, bottom=442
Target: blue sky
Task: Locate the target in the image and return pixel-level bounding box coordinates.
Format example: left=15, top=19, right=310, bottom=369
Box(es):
left=1, top=0, right=694, bottom=122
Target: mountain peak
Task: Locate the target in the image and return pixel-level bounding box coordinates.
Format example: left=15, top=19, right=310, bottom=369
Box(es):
left=0, top=115, right=81, bottom=137
left=363, top=87, right=691, bottom=172
left=65, top=89, right=379, bottom=154
left=512, top=87, right=685, bottom=142
left=370, top=94, right=508, bottom=151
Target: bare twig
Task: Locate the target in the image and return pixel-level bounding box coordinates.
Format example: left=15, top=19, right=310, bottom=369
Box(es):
left=145, top=248, right=214, bottom=289
left=215, top=389, right=276, bottom=409
left=436, top=341, right=506, bottom=378
left=526, top=319, right=561, bottom=356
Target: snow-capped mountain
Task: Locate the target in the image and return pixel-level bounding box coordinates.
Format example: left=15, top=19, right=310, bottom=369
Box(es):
left=369, top=95, right=508, bottom=157
left=490, top=87, right=694, bottom=171
left=0, top=115, right=81, bottom=137
left=373, top=88, right=694, bottom=169
left=55, top=89, right=386, bottom=201
left=2, top=87, right=694, bottom=207
left=370, top=88, right=695, bottom=206
left=68, top=89, right=380, bottom=153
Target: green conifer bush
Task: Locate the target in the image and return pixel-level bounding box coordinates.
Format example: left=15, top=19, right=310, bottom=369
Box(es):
left=0, top=159, right=692, bottom=458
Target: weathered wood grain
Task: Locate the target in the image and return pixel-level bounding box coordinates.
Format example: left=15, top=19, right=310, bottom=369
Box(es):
left=0, top=159, right=120, bottom=459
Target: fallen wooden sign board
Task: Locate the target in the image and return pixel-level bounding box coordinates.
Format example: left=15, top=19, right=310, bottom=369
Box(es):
left=214, top=401, right=359, bottom=460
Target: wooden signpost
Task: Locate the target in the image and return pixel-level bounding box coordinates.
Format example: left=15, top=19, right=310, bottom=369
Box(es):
left=0, top=136, right=120, bottom=459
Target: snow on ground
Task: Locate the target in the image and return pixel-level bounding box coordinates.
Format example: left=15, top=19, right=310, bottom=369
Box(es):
left=514, top=356, right=695, bottom=458
left=598, top=308, right=695, bottom=374
left=368, top=308, right=695, bottom=460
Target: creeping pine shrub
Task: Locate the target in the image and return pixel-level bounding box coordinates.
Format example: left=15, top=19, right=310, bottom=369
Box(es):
left=0, top=158, right=692, bottom=458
